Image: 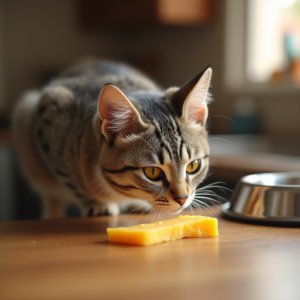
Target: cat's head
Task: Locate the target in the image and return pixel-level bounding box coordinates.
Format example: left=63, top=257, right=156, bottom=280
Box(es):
left=97, top=66, right=212, bottom=214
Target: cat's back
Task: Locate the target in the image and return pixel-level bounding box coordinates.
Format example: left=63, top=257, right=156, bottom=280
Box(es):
left=59, top=60, right=144, bottom=79
left=51, top=60, right=161, bottom=100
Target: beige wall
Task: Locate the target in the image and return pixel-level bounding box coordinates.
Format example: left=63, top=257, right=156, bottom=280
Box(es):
left=0, top=0, right=117, bottom=114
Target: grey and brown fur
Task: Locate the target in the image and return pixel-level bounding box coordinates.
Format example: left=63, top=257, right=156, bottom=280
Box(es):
left=12, top=60, right=212, bottom=218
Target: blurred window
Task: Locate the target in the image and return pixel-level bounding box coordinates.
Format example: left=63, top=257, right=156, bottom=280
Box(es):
left=224, top=0, right=300, bottom=91
left=247, top=0, right=300, bottom=86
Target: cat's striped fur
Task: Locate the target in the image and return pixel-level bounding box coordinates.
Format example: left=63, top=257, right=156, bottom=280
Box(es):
left=12, top=60, right=212, bottom=218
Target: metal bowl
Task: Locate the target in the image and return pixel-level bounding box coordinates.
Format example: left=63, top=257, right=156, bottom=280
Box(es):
left=221, top=172, right=300, bottom=225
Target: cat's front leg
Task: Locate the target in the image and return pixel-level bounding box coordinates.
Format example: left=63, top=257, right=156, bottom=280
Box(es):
left=42, top=195, right=65, bottom=219
left=82, top=202, right=121, bottom=217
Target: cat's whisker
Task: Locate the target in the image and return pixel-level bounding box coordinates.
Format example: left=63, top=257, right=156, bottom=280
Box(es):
left=194, top=194, right=222, bottom=201
left=194, top=198, right=216, bottom=210
left=146, top=208, right=156, bottom=224
left=195, top=191, right=220, bottom=197
left=191, top=202, right=199, bottom=211
left=138, top=206, right=155, bottom=223
left=124, top=203, right=147, bottom=217
left=197, top=181, right=229, bottom=189
left=123, top=199, right=156, bottom=216
left=151, top=207, right=161, bottom=223
left=193, top=199, right=214, bottom=215
left=125, top=204, right=147, bottom=216
left=153, top=206, right=164, bottom=223
left=209, top=137, right=234, bottom=144
left=158, top=207, right=164, bottom=222
left=194, top=192, right=228, bottom=203
left=191, top=201, right=203, bottom=211
left=196, top=182, right=233, bottom=193
left=197, top=181, right=227, bottom=187
left=144, top=206, right=157, bottom=223
left=192, top=199, right=214, bottom=214
left=139, top=208, right=154, bottom=222
left=193, top=199, right=205, bottom=208
left=208, top=115, right=234, bottom=122
left=157, top=207, right=162, bottom=220
left=194, top=197, right=220, bottom=206
left=188, top=206, right=195, bottom=216
left=195, top=185, right=231, bottom=205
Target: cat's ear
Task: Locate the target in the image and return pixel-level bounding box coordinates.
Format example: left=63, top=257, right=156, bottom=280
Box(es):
left=170, top=66, right=212, bottom=126
left=98, top=84, right=145, bottom=141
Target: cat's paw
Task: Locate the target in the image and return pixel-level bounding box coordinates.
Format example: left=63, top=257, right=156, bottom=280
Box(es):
left=86, top=202, right=120, bottom=217
left=105, top=203, right=121, bottom=216
left=122, top=200, right=152, bottom=214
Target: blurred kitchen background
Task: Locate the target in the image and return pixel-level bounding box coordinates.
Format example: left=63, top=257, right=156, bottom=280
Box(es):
left=1, top=0, right=300, bottom=221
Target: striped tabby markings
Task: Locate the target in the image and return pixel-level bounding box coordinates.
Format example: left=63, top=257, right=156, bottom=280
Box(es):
left=37, top=129, right=43, bottom=139
left=65, top=182, right=76, bottom=190
left=65, top=185, right=86, bottom=200
left=104, top=175, right=139, bottom=190
left=161, top=142, right=172, bottom=160
left=36, top=128, right=50, bottom=154
left=179, top=139, right=185, bottom=159
left=55, top=168, right=69, bottom=177
left=155, top=102, right=182, bottom=140
left=154, top=126, right=162, bottom=140
left=36, top=105, right=52, bottom=154
left=172, top=116, right=182, bottom=138
left=102, top=166, right=139, bottom=174
left=154, top=125, right=171, bottom=164
left=160, top=147, right=172, bottom=166
left=186, top=147, right=191, bottom=160
left=37, top=101, right=59, bottom=117
left=153, top=118, right=184, bottom=161
left=43, top=120, right=52, bottom=126
left=75, top=193, right=84, bottom=198
left=42, top=143, right=49, bottom=153
left=38, top=105, right=47, bottom=116
left=158, top=150, right=164, bottom=165
left=103, top=173, right=152, bottom=194
left=87, top=207, right=94, bottom=216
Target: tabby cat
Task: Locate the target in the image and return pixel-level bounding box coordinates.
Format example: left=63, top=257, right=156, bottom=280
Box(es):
left=12, top=60, right=212, bottom=218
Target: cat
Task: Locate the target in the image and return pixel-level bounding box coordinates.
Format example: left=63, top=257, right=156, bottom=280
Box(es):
left=12, top=60, right=212, bottom=219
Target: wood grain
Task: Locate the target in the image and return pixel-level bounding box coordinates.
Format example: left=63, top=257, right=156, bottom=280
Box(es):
left=1, top=205, right=300, bottom=300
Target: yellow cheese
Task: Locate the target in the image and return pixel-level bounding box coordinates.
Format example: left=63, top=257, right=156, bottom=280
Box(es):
left=107, top=215, right=218, bottom=246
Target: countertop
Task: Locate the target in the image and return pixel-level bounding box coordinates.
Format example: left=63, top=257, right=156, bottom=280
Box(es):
left=209, top=135, right=300, bottom=181
left=1, top=205, right=300, bottom=300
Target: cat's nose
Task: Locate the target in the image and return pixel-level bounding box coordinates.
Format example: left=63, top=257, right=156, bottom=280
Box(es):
left=173, top=196, right=189, bottom=206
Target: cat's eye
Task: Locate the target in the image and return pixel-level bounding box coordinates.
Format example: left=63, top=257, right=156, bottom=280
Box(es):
left=143, top=167, right=163, bottom=180
left=186, top=160, right=201, bottom=174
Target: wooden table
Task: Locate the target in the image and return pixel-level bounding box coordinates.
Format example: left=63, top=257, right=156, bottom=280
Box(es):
left=1, top=206, right=300, bottom=300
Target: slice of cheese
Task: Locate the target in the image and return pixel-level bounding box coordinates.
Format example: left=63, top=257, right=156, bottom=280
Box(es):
left=107, top=215, right=218, bottom=246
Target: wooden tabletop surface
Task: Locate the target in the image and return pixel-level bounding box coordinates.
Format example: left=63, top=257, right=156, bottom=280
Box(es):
left=1, top=205, right=300, bottom=300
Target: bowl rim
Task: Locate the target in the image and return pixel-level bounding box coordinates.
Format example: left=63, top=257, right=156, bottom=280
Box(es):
left=240, top=172, right=300, bottom=188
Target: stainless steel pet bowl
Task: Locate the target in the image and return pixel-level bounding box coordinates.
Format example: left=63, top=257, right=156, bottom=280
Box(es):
left=221, top=172, right=300, bottom=225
